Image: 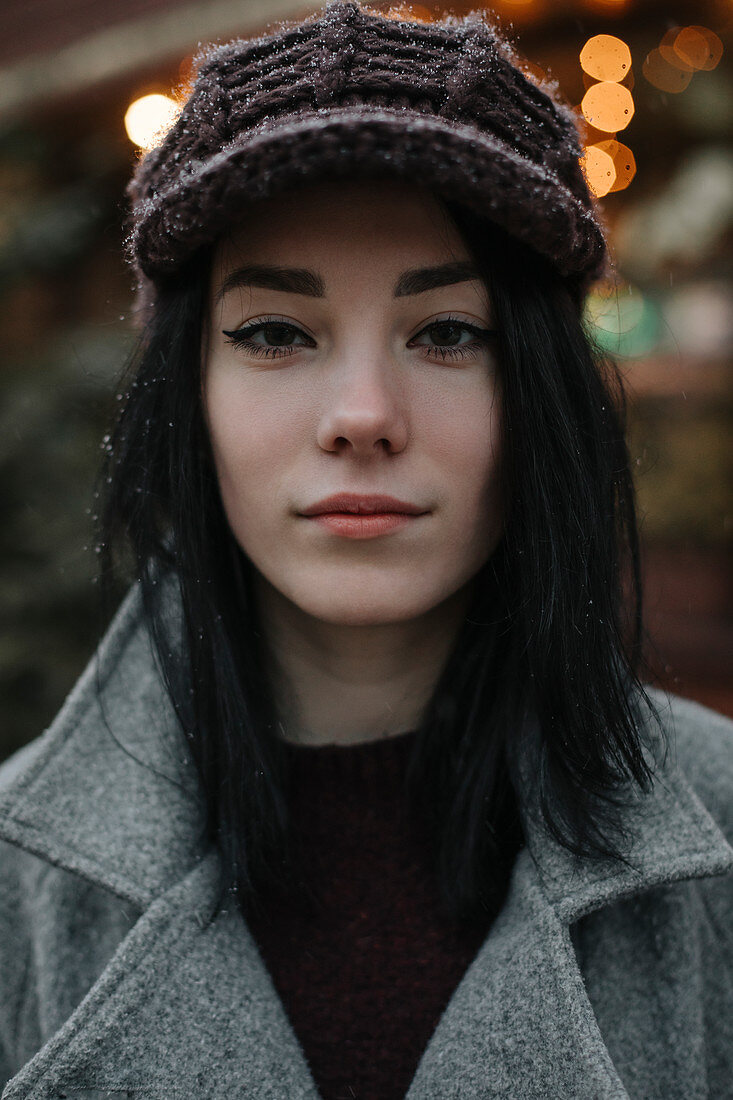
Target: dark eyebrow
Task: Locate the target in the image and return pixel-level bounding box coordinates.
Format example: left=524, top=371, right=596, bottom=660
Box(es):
left=214, top=260, right=480, bottom=304
left=394, top=261, right=480, bottom=297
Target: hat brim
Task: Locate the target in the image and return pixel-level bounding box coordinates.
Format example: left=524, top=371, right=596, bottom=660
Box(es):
left=132, top=106, right=609, bottom=291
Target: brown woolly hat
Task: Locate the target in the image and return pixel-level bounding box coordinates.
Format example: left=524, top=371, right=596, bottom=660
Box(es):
left=125, top=0, right=613, bottom=317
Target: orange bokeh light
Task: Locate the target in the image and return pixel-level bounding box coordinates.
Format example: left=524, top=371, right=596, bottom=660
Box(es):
left=583, top=68, right=634, bottom=92
left=580, top=145, right=616, bottom=197
left=642, top=49, right=693, bottom=93
left=675, top=26, right=723, bottom=71
left=648, top=26, right=722, bottom=90
left=581, top=82, right=634, bottom=132
left=659, top=28, right=695, bottom=72
left=580, top=34, right=632, bottom=82
left=595, top=139, right=636, bottom=192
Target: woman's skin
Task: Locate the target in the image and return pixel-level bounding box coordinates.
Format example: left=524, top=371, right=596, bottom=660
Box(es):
left=203, top=178, right=503, bottom=746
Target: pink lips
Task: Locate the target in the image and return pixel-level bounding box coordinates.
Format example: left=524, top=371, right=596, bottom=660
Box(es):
left=299, top=493, right=429, bottom=540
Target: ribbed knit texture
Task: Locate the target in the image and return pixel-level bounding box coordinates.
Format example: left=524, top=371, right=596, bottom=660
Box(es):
left=243, top=730, right=494, bottom=1100
left=125, top=0, right=612, bottom=321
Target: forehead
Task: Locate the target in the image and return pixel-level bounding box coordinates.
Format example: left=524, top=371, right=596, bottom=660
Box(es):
left=207, top=179, right=492, bottom=321
left=212, top=177, right=472, bottom=270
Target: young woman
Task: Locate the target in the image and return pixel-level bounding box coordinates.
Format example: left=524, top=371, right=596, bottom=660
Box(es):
left=1, top=2, right=731, bottom=1097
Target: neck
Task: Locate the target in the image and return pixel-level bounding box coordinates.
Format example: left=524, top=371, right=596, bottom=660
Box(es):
left=254, top=575, right=471, bottom=746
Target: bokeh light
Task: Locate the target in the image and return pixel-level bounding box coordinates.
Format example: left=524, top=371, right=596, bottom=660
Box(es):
left=580, top=35, right=632, bottom=82
left=674, top=26, right=723, bottom=71
left=643, top=49, right=693, bottom=93
left=124, top=94, right=179, bottom=149
left=659, top=28, right=695, bottom=72
left=596, top=139, right=636, bottom=192
left=584, top=282, right=661, bottom=358
left=598, top=141, right=633, bottom=193
left=581, top=81, right=635, bottom=132
left=580, top=144, right=617, bottom=197
left=644, top=26, right=722, bottom=93
left=583, top=67, right=635, bottom=94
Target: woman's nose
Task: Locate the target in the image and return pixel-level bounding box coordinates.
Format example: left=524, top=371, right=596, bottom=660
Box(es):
left=316, top=354, right=409, bottom=457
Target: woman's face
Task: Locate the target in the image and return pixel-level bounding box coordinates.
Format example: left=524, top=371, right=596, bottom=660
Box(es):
left=203, top=178, right=503, bottom=627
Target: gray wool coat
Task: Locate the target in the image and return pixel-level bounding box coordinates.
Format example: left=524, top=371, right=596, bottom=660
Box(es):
left=0, top=582, right=732, bottom=1099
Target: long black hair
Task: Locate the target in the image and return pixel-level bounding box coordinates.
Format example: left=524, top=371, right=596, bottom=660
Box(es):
left=98, top=186, right=663, bottom=926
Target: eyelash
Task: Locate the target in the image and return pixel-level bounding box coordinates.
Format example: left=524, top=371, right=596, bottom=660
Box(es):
left=221, top=315, right=496, bottom=363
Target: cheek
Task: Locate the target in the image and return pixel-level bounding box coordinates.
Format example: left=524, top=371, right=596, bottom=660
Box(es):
left=202, top=371, right=276, bottom=516
left=426, top=384, right=503, bottom=503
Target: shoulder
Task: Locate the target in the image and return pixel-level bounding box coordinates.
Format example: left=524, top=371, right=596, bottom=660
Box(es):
left=642, top=686, right=733, bottom=843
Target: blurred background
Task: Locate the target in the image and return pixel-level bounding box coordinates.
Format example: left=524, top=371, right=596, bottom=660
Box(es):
left=1, top=0, right=731, bottom=763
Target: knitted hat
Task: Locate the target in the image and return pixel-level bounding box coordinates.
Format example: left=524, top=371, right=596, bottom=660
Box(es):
left=125, top=0, right=612, bottom=315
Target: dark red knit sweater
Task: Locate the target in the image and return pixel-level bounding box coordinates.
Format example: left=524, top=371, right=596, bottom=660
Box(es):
left=244, top=730, right=497, bottom=1100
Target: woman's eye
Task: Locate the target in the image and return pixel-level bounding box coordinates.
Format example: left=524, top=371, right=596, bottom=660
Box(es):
left=222, top=320, right=310, bottom=359
left=409, top=319, right=496, bottom=363
left=222, top=316, right=496, bottom=363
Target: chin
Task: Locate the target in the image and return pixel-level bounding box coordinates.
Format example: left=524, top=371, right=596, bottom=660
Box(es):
left=298, top=594, right=432, bottom=628
left=284, top=574, right=445, bottom=627
left=255, top=561, right=470, bottom=628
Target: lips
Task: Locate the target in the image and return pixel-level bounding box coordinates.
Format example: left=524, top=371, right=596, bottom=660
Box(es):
left=300, top=493, right=428, bottom=517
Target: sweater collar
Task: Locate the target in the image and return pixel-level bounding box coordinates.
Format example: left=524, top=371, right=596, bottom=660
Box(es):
left=0, top=580, right=730, bottom=917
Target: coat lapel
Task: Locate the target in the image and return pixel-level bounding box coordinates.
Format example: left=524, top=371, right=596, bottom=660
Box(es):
left=407, top=846, right=630, bottom=1099
left=406, top=712, right=733, bottom=1099
left=2, top=851, right=321, bottom=1100
left=406, top=760, right=733, bottom=1099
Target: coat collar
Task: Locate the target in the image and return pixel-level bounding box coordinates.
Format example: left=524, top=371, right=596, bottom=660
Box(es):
left=513, top=703, right=733, bottom=925
left=0, top=578, right=730, bottom=917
